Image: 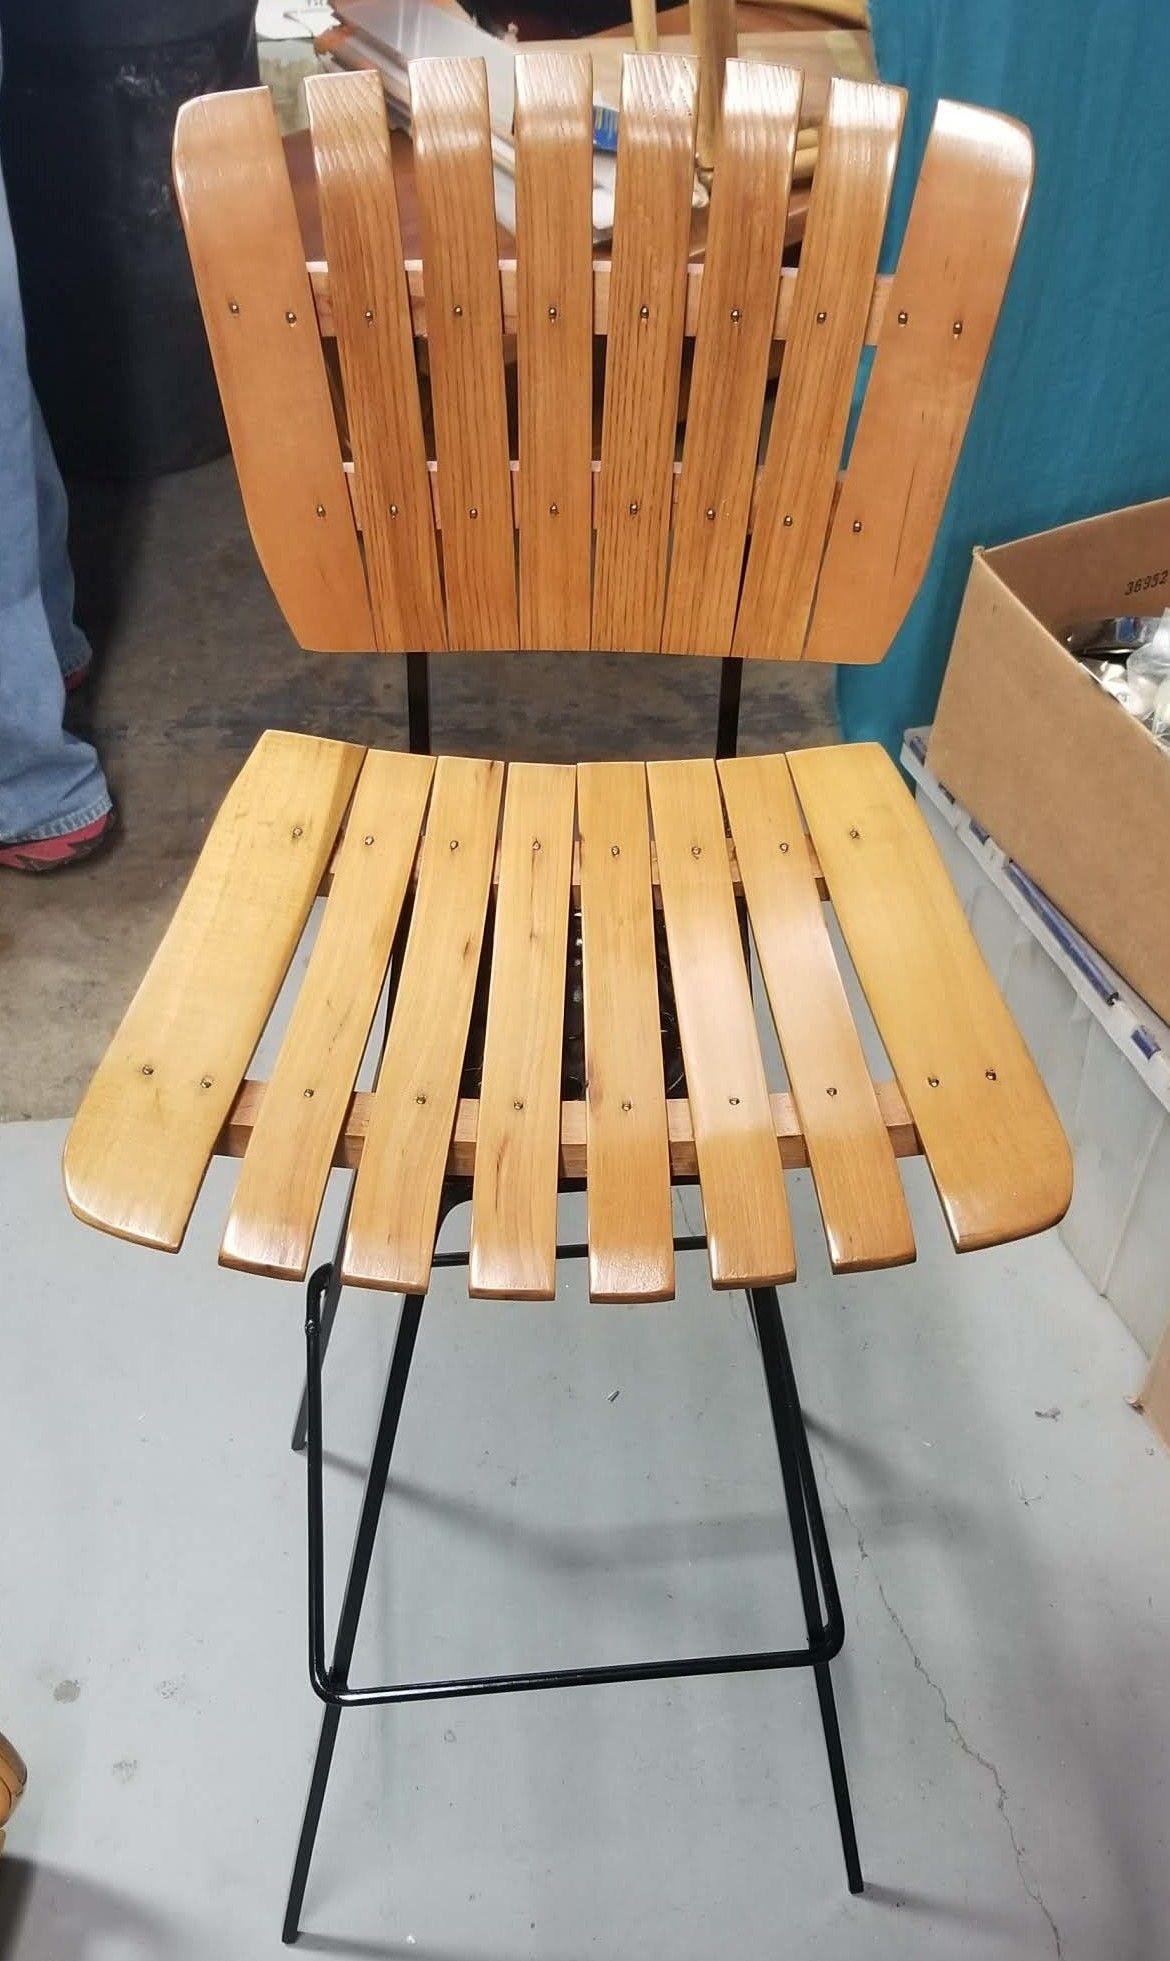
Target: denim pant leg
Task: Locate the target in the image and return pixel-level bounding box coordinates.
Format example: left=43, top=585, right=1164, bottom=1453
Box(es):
left=0, top=146, right=110, bottom=844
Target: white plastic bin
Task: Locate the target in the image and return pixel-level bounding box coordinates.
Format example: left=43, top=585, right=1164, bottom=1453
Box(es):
left=903, top=728, right=1170, bottom=1362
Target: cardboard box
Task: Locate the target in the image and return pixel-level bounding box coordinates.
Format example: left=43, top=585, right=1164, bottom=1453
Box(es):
left=928, top=496, right=1170, bottom=1024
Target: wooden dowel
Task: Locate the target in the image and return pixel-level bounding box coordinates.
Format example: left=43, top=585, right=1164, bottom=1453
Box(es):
left=630, top=0, right=659, bottom=51
left=692, top=0, right=737, bottom=171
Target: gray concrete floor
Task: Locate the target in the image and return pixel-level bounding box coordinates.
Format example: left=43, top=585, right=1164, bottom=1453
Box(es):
left=2, top=1116, right=1168, bottom=1960
left=0, top=459, right=834, bottom=1121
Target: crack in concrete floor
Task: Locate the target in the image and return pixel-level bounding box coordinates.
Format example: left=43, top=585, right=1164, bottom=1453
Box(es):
left=814, top=1443, right=1065, bottom=1960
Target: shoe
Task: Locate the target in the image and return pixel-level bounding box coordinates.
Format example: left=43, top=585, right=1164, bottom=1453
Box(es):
left=64, top=662, right=91, bottom=694
left=0, top=806, right=116, bottom=873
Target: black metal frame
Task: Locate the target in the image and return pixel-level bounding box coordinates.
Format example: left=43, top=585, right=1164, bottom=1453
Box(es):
left=280, top=650, right=863, bottom=1943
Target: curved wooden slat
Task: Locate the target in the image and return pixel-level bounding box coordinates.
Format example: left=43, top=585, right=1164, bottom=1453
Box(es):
left=343, top=756, right=504, bottom=1293
left=806, top=101, right=1033, bottom=665
left=469, top=764, right=576, bottom=1299
left=660, top=60, right=800, bottom=658
left=578, top=762, right=674, bottom=1303
left=732, top=77, right=904, bottom=662
left=172, top=90, right=373, bottom=652
left=63, top=733, right=364, bottom=1251
left=220, top=749, right=435, bottom=1281
left=514, top=52, right=595, bottom=652
left=592, top=54, right=698, bottom=652
left=718, top=753, right=914, bottom=1272
left=410, top=58, right=518, bottom=650
left=305, top=71, right=446, bottom=654
left=648, top=759, right=796, bottom=1288
left=787, top=742, right=1072, bottom=1250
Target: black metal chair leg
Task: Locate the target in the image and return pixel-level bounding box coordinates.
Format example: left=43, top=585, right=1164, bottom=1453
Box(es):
left=283, top=1270, right=424, bottom=1945
left=290, top=1247, right=346, bottom=1452
left=751, top=1286, right=864, bottom=1896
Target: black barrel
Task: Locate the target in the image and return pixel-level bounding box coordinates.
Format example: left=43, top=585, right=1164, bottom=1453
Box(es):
left=0, top=1, right=258, bottom=477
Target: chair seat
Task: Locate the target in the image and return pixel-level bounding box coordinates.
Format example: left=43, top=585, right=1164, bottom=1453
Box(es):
left=63, top=731, right=1071, bottom=1302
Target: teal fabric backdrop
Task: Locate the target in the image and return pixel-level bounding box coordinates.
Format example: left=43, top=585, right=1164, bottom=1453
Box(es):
left=837, top=0, right=1170, bottom=753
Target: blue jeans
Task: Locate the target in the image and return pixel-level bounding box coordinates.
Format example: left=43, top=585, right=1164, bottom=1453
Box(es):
left=0, top=99, right=111, bottom=845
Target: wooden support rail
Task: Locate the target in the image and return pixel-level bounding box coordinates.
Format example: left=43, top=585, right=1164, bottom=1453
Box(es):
left=320, top=828, right=829, bottom=904
left=309, top=256, right=893, bottom=345
left=218, top=1078, right=921, bottom=1181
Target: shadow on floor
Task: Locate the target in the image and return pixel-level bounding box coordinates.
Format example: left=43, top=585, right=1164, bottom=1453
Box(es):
left=0, top=1857, right=184, bottom=1959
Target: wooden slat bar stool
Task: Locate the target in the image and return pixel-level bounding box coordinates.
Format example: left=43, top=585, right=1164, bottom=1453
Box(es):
left=63, top=54, right=1070, bottom=1943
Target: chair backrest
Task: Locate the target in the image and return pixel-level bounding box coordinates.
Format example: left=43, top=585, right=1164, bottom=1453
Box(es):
left=172, top=53, right=1031, bottom=663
